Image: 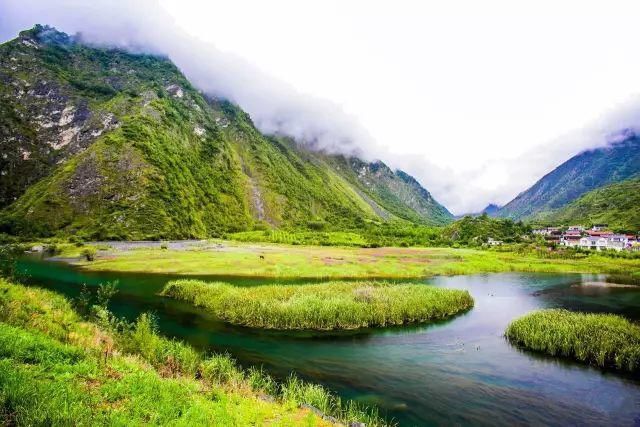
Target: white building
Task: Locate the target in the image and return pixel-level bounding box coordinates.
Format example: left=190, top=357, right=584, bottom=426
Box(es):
left=567, top=225, right=585, bottom=232
left=579, top=236, right=608, bottom=251
left=606, top=234, right=629, bottom=251
left=532, top=227, right=561, bottom=236
left=487, top=238, right=503, bottom=246
left=560, top=233, right=582, bottom=247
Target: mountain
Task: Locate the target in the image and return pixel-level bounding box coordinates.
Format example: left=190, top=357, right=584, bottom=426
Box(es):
left=456, top=203, right=501, bottom=219
left=496, top=134, right=640, bottom=220
left=534, top=176, right=640, bottom=232
left=481, top=204, right=501, bottom=216
left=0, top=25, right=452, bottom=239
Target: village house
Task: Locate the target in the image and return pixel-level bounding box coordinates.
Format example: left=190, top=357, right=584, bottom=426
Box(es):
left=606, top=234, right=629, bottom=251
left=537, top=224, right=639, bottom=251
left=487, top=238, right=503, bottom=246
left=532, top=227, right=561, bottom=236
left=560, top=231, right=582, bottom=247
left=578, top=234, right=629, bottom=251
left=579, top=236, right=608, bottom=251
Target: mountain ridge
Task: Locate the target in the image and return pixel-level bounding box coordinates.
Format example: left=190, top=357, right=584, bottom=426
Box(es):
left=533, top=175, right=640, bottom=232
left=496, top=135, right=640, bottom=220
left=0, top=25, right=452, bottom=239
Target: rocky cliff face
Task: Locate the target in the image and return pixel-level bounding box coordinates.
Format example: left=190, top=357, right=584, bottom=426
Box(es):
left=0, top=25, right=452, bottom=239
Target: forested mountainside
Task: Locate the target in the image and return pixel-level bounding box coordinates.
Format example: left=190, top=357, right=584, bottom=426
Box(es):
left=0, top=25, right=451, bottom=240
left=497, top=135, right=640, bottom=220
left=534, top=176, right=640, bottom=232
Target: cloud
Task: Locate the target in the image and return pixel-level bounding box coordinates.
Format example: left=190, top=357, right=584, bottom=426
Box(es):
left=418, top=95, right=640, bottom=214
left=2, top=0, right=640, bottom=215
left=0, top=0, right=381, bottom=160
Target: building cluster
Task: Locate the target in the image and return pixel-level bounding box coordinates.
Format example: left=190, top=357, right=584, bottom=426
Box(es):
left=533, top=224, right=640, bottom=251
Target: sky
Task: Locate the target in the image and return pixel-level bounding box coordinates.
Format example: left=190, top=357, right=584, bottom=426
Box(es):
left=2, top=0, right=640, bottom=214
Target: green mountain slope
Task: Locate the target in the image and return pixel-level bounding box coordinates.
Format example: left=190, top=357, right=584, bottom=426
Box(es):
left=535, top=176, right=640, bottom=232
left=497, top=135, right=640, bottom=220
left=0, top=25, right=451, bottom=239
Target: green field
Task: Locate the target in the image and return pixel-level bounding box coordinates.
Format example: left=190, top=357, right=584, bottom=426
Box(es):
left=66, top=241, right=640, bottom=279
left=161, top=280, right=473, bottom=330
left=0, top=278, right=387, bottom=426
left=506, top=309, right=640, bottom=372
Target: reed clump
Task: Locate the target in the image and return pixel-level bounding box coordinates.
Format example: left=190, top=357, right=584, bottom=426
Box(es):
left=161, top=280, right=474, bottom=330
left=506, top=309, right=640, bottom=372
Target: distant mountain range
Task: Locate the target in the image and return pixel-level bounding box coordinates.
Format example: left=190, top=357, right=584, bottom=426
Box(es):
left=457, top=203, right=501, bottom=219
left=495, top=134, right=640, bottom=228
left=534, top=176, right=640, bottom=232
left=0, top=25, right=452, bottom=239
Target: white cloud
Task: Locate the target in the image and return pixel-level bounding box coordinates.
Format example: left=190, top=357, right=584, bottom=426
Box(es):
left=2, top=0, right=640, bottom=214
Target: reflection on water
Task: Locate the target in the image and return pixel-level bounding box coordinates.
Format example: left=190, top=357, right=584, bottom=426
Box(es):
left=16, top=257, right=640, bottom=426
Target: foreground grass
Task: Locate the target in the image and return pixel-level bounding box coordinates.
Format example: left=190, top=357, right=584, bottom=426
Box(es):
left=73, top=242, right=640, bottom=278
left=506, top=309, right=640, bottom=372
left=161, top=280, right=474, bottom=330
left=0, top=278, right=388, bottom=426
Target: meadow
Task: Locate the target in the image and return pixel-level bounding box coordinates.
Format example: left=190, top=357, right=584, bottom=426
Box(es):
left=161, top=280, right=474, bottom=330
left=505, top=309, right=640, bottom=372
left=0, top=278, right=388, bottom=426
left=65, top=241, right=640, bottom=279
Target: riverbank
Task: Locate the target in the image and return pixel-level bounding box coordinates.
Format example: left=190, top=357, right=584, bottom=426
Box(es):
left=48, top=240, right=640, bottom=278
left=0, top=278, right=387, bottom=426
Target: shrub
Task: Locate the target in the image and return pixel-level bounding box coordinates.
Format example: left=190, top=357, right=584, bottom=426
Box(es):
left=81, top=246, right=97, bottom=261
left=200, top=354, right=244, bottom=385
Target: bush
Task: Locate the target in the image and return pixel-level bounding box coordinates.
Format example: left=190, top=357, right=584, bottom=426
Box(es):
left=120, top=313, right=201, bottom=376
left=200, top=354, right=244, bottom=385
left=81, top=246, right=97, bottom=261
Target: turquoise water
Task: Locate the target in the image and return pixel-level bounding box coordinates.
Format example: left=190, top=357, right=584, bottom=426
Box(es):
left=16, top=257, right=640, bottom=426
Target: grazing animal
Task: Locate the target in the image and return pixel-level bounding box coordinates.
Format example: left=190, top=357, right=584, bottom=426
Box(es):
left=259, top=255, right=265, bottom=260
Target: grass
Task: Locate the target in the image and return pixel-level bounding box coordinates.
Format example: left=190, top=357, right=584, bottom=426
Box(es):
left=161, top=280, right=474, bottom=330
left=505, top=309, right=640, bottom=372
left=0, top=278, right=390, bottom=426
left=72, top=241, right=640, bottom=279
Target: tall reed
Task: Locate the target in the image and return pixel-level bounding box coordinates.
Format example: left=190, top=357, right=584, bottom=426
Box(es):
left=506, top=309, right=640, bottom=372
left=161, top=280, right=474, bottom=330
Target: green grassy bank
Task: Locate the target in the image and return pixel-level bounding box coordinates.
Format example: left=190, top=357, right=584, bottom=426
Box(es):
left=161, top=280, right=474, bottom=330
left=506, top=309, right=640, bottom=372
left=65, top=242, right=640, bottom=279
left=0, top=278, right=388, bottom=426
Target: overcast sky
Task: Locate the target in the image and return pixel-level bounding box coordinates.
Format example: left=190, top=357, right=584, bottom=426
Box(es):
left=2, top=0, right=640, bottom=214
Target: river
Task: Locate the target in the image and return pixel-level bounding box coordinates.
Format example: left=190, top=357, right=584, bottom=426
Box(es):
left=16, top=256, right=640, bottom=426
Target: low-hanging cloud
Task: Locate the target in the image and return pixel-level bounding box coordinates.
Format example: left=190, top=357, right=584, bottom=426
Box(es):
left=2, top=0, right=640, bottom=215
left=0, top=0, right=381, bottom=160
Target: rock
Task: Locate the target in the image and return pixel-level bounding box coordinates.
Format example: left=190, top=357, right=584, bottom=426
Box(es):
left=30, top=245, right=43, bottom=252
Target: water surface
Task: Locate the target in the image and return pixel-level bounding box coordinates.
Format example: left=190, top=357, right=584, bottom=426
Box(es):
left=17, top=257, right=640, bottom=426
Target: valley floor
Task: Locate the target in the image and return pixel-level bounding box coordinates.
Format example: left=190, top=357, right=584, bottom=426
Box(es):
left=57, top=240, right=640, bottom=278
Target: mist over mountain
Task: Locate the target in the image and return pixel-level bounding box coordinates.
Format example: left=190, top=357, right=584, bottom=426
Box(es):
left=496, top=133, right=640, bottom=221
left=5, top=0, right=640, bottom=215
left=0, top=25, right=451, bottom=239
